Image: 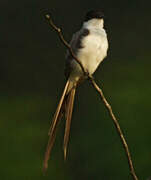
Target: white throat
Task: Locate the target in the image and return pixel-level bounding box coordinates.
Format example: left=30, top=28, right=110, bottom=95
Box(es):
left=83, top=18, right=104, bottom=29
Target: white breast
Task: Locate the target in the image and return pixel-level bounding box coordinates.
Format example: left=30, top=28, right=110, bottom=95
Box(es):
left=77, top=28, right=108, bottom=75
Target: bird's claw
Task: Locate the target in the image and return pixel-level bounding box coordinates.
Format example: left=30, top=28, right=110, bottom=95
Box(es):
left=84, top=70, right=89, bottom=77
left=88, top=74, right=94, bottom=81
left=84, top=70, right=94, bottom=80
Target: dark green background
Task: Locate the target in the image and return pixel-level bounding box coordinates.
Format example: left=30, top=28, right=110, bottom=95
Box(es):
left=1, top=0, right=151, bottom=179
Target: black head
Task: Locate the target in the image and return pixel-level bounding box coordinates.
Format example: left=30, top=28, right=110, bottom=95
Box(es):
left=84, top=10, right=104, bottom=22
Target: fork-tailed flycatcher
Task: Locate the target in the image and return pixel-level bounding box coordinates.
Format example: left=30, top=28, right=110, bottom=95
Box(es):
left=44, top=10, right=109, bottom=169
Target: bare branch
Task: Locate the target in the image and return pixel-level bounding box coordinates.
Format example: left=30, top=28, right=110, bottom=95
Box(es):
left=44, top=13, right=139, bottom=180
left=90, top=78, right=139, bottom=180
left=45, top=14, right=86, bottom=74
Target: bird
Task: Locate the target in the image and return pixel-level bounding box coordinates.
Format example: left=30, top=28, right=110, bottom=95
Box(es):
left=43, top=10, right=109, bottom=171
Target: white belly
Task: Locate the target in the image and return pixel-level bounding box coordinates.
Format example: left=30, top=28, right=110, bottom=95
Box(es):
left=69, top=28, right=108, bottom=83
left=77, top=29, right=108, bottom=75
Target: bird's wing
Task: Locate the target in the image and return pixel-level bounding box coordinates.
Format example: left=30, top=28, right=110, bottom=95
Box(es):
left=65, top=28, right=89, bottom=78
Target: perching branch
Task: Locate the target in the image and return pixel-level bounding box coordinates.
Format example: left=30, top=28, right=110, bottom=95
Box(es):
left=44, top=13, right=139, bottom=180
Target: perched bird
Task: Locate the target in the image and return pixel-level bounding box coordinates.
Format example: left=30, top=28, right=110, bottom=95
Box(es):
left=43, top=10, right=108, bottom=171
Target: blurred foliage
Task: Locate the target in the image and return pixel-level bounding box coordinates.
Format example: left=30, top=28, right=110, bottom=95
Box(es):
left=1, top=0, right=151, bottom=179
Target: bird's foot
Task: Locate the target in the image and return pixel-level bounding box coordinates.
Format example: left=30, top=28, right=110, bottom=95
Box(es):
left=84, top=70, right=89, bottom=78
left=83, top=70, right=94, bottom=80
left=88, top=74, right=94, bottom=81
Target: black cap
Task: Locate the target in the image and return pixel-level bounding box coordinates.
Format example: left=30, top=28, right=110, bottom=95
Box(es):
left=84, top=10, right=104, bottom=22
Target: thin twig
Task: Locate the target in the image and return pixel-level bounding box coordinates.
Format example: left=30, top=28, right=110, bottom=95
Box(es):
left=44, top=13, right=139, bottom=180
left=45, top=14, right=86, bottom=74
left=90, top=78, right=138, bottom=180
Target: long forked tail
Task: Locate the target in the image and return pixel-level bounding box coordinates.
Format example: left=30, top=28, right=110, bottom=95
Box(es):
left=43, top=80, right=76, bottom=172
left=63, top=87, right=76, bottom=160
